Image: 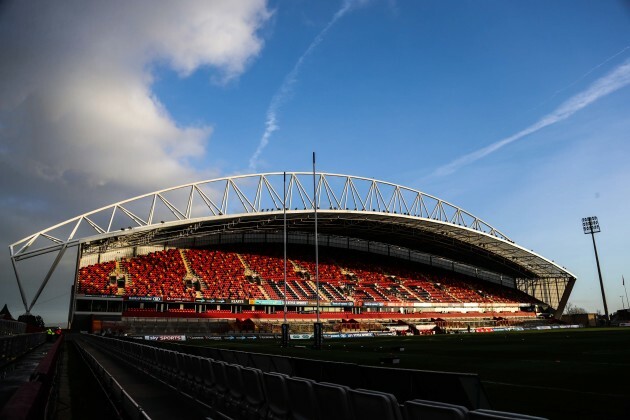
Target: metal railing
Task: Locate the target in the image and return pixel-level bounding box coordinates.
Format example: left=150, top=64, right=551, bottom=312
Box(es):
left=76, top=342, right=151, bottom=420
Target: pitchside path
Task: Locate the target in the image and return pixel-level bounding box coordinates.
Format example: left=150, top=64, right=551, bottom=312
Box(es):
left=0, top=341, right=55, bottom=409
left=71, top=337, right=212, bottom=419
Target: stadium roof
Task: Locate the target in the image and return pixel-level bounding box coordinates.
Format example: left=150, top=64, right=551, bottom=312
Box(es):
left=9, top=172, right=575, bottom=314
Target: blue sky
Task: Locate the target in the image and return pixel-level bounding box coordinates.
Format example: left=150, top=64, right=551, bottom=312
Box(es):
left=2, top=0, right=630, bottom=324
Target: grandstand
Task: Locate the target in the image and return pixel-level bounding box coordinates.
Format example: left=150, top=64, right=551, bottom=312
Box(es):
left=8, top=173, right=576, bottom=335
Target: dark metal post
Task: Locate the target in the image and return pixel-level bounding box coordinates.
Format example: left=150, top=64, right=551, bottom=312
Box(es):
left=582, top=216, right=609, bottom=324
left=281, top=322, right=289, bottom=347
left=313, top=321, right=322, bottom=350
left=313, top=152, right=322, bottom=349
left=282, top=172, right=289, bottom=347
left=623, top=276, right=629, bottom=312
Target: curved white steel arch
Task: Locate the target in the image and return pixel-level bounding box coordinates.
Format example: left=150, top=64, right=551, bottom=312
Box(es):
left=10, top=172, right=511, bottom=260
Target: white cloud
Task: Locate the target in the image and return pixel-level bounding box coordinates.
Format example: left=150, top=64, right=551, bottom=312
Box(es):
left=0, top=0, right=271, bottom=317
left=0, top=0, right=270, bottom=190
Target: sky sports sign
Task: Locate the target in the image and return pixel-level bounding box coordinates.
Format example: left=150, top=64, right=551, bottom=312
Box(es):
left=143, top=335, right=186, bottom=341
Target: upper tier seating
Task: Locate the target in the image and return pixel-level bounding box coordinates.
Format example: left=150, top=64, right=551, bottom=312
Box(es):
left=78, top=245, right=538, bottom=306
left=77, top=260, right=117, bottom=295
left=185, top=249, right=263, bottom=300
left=120, top=249, right=191, bottom=300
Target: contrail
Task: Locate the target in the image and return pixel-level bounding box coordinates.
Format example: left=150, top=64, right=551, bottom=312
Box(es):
left=549, top=45, right=630, bottom=104
left=534, top=45, right=630, bottom=109
left=433, top=57, right=630, bottom=177
left=248, top=1, right=357, bottom=171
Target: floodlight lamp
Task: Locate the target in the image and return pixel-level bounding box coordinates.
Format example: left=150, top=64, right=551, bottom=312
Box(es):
left=582, top=216, right=600, bottom=234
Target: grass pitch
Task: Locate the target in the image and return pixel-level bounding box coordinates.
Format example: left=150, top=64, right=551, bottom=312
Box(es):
left=192, top=328, right=630, bottom=420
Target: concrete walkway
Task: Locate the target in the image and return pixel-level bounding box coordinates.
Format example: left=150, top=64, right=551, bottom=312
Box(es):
left=0, top=341, right=55, bottom=409
left=74, top=338, right=213, bottom=420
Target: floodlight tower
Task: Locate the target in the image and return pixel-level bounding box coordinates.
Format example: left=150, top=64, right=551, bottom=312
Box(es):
left=582, top=216, right=609, bottom=323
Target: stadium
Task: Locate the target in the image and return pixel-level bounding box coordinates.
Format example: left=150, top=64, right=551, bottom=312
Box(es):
left=9, top=173, right=630, bottom=420
left=10, top=172, right=575, bottom=337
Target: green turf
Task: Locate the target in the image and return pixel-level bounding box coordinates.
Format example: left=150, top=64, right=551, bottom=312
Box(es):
left=189, top=328, right=630, bottom=420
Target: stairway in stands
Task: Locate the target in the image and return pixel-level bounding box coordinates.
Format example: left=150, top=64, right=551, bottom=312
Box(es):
left=236, top=253, right=269, bottom=299
left=179, top=249, right=204, bottom=299
left=113, top=260, right=128, bottom=296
